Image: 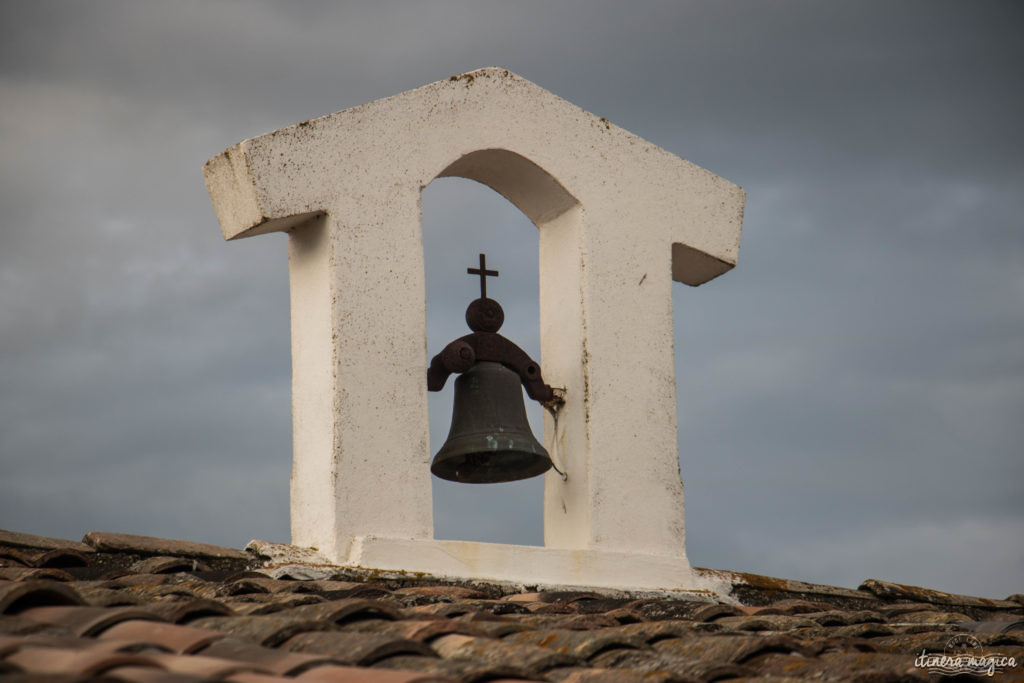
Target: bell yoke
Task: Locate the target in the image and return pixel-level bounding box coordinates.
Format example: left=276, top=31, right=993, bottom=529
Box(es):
left=427, top=254, right=561, bottom=484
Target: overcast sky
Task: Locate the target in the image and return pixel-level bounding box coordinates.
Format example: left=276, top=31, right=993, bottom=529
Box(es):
left=1, top=1, right=1021, bottom=599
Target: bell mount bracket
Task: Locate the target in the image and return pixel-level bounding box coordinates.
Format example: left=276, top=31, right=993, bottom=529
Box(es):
left=427, top=254, right=560, bottom=406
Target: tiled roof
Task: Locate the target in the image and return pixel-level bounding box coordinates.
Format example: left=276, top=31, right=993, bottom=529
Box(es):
left=1, top=528, right=1021, bottom=681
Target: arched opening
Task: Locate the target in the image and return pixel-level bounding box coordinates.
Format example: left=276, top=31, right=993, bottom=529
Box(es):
left=422, top=177, right=546, bottom=546
left=423, top=149, right=581, bottom=548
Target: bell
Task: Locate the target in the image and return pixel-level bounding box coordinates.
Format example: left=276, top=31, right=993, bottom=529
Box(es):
left=431, top=361, right=553, bottom=483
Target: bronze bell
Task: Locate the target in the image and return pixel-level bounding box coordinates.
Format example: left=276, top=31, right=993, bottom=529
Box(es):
left=431, top=361, right=552, bottom=483
left=427, top=254, right=562, bottom=484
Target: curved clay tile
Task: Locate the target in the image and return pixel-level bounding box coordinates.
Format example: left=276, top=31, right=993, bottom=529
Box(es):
left=653, top=632, right=807, bottom=664
left=0, top=549, right=31, bottom=568
left=6, top=645, right=162, bottom=677
left=504, top=627, right=648, bottom=661
left=395, top=585, right=488, bottom=601
left=28, top=549, right=92, bottom=569
left=281, top=630, right=435, bottom=666
left=140, top=597, right=235, bottom=624
left=295, top=664, right=459, bottom=682
left=98, top=619, right=229, bottom=654
left=0, top=567, right=74, bottom=582
left=597, top=620, right=702, bottom=645
left=130, top=556, right=212, bottom=575
left=291, top=580, right=391, bottom=601
left=147, top=651, right=271, bottom=677
left=275, top=598, right=402, bottom=625
left=196, top=636, right=344, bottom=676
left=17, top=605, right=165, bottom=637
left=0, top=580, right=85, bottom=615
left=431, top=633, right=579, bottom=675
left=188, top=614, right=335, bottom=648
left=339, top=617, right=486, bottom=643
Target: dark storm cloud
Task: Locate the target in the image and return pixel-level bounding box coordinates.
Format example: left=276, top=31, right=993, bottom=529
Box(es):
left=0, top=1, right=1020, bottom=597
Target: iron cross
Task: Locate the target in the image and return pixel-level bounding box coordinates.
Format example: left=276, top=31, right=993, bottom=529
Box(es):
left=467, top=253, right=499, bottom=299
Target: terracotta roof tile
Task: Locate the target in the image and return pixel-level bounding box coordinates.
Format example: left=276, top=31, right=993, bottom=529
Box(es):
left=220, top=599, right=298, bottom=617
left=131, top=557, right=212, bottom=575
left=865, top=630, right=953, bottom=654
left=625, top=599, right=740, bottom=623
left=753, top=598, right=832, bottom=615
left=713, top=614, right=819, bottom=633
left=291, top=580, right=391, bottom=601
left=586, top=647, right=702, bottom=676
left=196, top=636, right=343, bottom=676
left=805, top=609, right=885, bottom=627
left=652, top=632, right=807, bottom=664
left=19, top=605, right=166, bottom=637
left=405, top=603, right=474, bottom=620
left=99, top=619, right=229, bottom=654
left=886, top=609, right=972, bottom=625
left=276, top=598, right=403, bottom=625
left=294, top=664, right=458, bottom=682
left=141, top=598, right=236, bottom=624
left=109, top=573, right=178, bottom=588
left=873, top=602, right=938, bottom=618
left=103, top=581, right=211, bottom=606
left=372, top=652, right=535, bottom=681
left=148, top=651, right=268, bottom=677
left=281, top=630, right=435, bottom=665
left=449, top=615, right=531, bottom=637
left=432, top=632, right=580, bottom=673
left=860, top=578, right=1021, bottom=610
left=503, top=627, right=647, bottom=660
left=418, top=599, right=530, bottom=618
left=104, top=664, right=215, bottom=682
left=598, top=607, right=648, bottom=625
left=76, top=584, right=146, bottom=607
left=525, top=601, right=578, bottom=615
left=5, top=644, right=162, bottom=676
left=0, top=529, right=96, bottom=555
left=547, top=613, right=622, bottom=631
left=603, top=621, right=704, bottom=644
left=798, top=634, right=879, bottom=657
left=0, top=567, right=75, bottom=582
left=547, top=666, right=691, bottom=682
left=28, top=549, right=93, bottom=569
left=219, top=577, right=294, bottom=596
left=759, top=650, right=927, bottom=679
left=1, top=530, right=1020, bottom=681
left=82, top=532, right=249, bottom=563
left=395, top=586, right=487, bottom=601
left=574, top=599, right=638, bottom=616
left=225, top=673, right=293, bottom=683
left=0, top=549, right=30, bottom=568
left=0, top=614, right=76, bottom=637
left=0, top=579, right=86, bottom=614
left=188, top=614, right=334, bottom=647
left=960, top=618, right=1024, bottom=634
left=824, top=622, right=895, bottom=639
left=0, top=633, right=74, bottom=656
left=339, top=617, right=485, bottom=642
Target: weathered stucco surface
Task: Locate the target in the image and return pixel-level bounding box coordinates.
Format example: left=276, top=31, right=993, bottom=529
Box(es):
left=204, top=67, right=744, bottom=589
